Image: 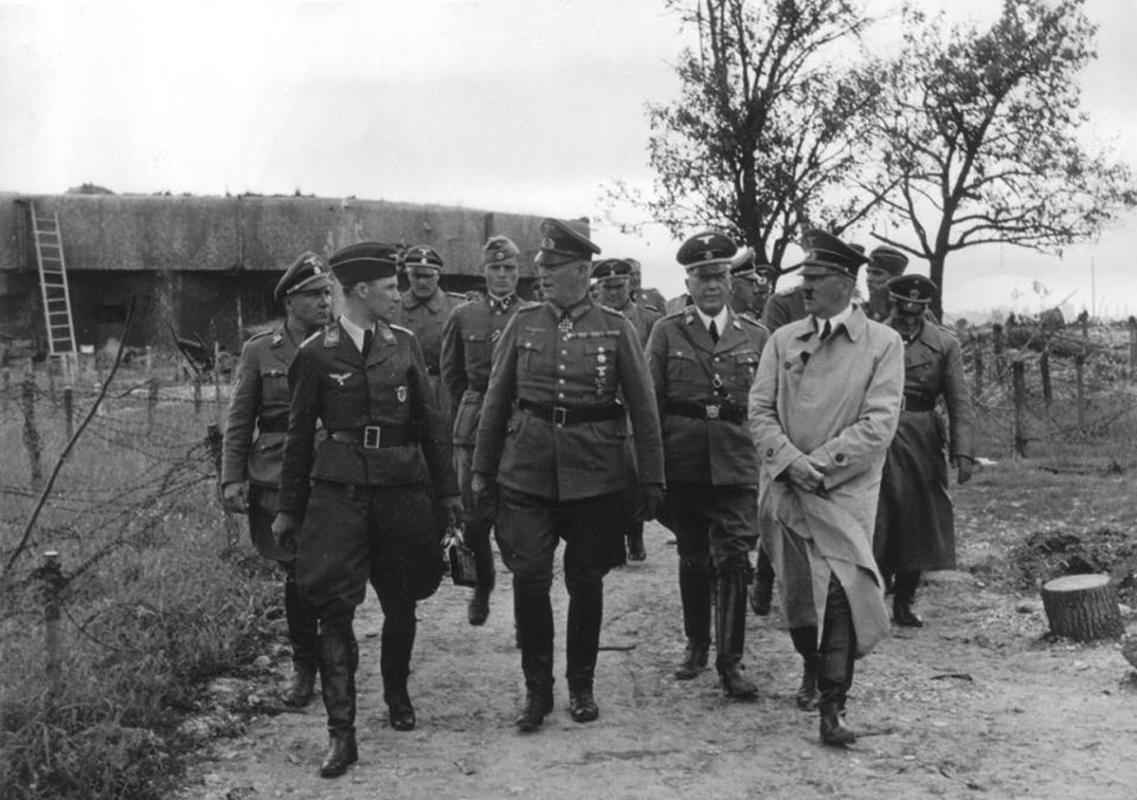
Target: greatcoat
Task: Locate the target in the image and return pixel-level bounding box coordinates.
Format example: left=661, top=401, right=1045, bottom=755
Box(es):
left=748, top=306, right=903, bottom=655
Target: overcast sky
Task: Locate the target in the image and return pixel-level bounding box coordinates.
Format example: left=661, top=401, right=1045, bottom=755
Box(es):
left=3, top=0, right=1136, bottom=318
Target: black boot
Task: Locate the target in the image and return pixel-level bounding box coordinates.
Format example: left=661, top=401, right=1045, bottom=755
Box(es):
left=892, top=570, right=923, bottom=627
left=317, top=623, right=358, bottom=778
left=380, top=616, right=417, bottom=732
left=818, top=576, right=857, bottom=747
left=626, top=522, right=646, bottom=562
left=566, top=579, right=603, bottom=723
left=748, top=549, right=775, bottom=616
left=789, top=625, right=819, bottom=711
left=283, top=573, right=319, bottom=707
left=674, top=556, right=711, bottom=680
left=466, top=521, right=496, bottom=626
left=715, top=567, right=758, bottom=698
left=514, top=582, right=555, bottom=732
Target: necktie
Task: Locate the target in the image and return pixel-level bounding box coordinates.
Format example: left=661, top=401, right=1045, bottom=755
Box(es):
left=819, top=320, right=831, bottom=341
left=361, top=327, right=374, bottom=356
left=709, top=319, right=719, bottom=344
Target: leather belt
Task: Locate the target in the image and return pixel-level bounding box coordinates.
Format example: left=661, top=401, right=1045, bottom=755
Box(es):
left=901, top=393, right=936, bottom=412
left=518, top=399, right=624, bottom=427
left=665, top=400, right=746, bottom=424
left=256, top=419, right=289, bottom=434
left=328, top=426, right=415, bottom=449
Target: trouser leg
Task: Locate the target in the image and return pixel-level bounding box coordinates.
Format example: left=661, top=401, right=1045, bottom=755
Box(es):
left=465, top=518, right=496, bottom=625
left=377, top=589, right=417, bottom=731
left=513, top=576, right=555, bottom=730
left=674, top=555, right=712, bottom=679
left=749, top=547, right=776, bottom=616
left=892, top=569, right=923, bottom=627
left=283, top=567, right=319, bottom=706
left=789, top=625, right=820, bottom=710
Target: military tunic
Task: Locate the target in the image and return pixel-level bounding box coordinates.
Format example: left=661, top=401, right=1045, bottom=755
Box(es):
left=279, top=320, right=457, bottom=617
left=762, top=285, right=807, bottom=331
left=397, top=288, right=465, bottom=377
left=874, top=321, right=975, bottom=573
left=221, top=323, right=300, bottom=562
left=614, top=298, right=662, bottom=348
left=647, top=307, right=769, bottom=570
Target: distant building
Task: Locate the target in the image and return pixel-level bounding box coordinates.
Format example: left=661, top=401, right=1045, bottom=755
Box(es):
left=0, top=193, right=549, bottom=355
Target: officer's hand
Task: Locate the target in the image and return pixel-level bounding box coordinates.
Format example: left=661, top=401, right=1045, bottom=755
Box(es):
left=954, top=456, right=973, bottom=485
left=441, top=495, right=464, bottom=530
left=221, top=481, right=248, bottom=513
left=471, top=472, right=498, bottom=513
left=638, top=484, right=665, bottom=521
left=786, top=455, right=825, bottom=493
left=272, top=512, right=301, bottom=545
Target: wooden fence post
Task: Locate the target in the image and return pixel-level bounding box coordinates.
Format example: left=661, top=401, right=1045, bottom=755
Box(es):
left=63, top=386, right=74, bottom=440
left=1012, top=360, right=1027, bottom=458
left=992, top=324, right=1004, bottom=379
left=1040, top=345, right=1052, bottom=409
left=1128, top=317, right=1137, bottom=380
left=40, top=550, right=64, bottom=707
left=1075, top=353, right=1086, bottom=431
left=971, top=334, right=984, bottom=397
left=22, top=368, right=44, bottom=489
left=147, top=378, right=159, bottom=433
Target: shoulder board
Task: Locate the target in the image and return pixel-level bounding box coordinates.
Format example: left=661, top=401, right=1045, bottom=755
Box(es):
left=389, top=323, right=414, bottom=336
left=641, top=303, right=660, bottom=313
left=516, top=303, right=542, bottom=314
left=599, top=305, right=626, bottom=318
left=737, top=313, right=768, bottom=330
left=662, top=308, right=689, bottom=321
left=317, top=325, right=338, bottom=348
left=446, top=291, right=466, bottom=300
left=247, top=329, right=273, bottom=342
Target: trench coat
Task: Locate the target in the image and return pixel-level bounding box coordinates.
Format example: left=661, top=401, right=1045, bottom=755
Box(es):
left=748, top=306, right=903, bottom=655
left=874, top=320, right=975, bottom=572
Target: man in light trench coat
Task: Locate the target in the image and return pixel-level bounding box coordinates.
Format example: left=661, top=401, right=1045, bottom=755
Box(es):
left=748, top=228, right=904, bottom=746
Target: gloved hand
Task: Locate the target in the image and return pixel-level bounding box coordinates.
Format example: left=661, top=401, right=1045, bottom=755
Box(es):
left=221, top=481, right=248, bottom=513
left=638, top=483, right=665, bottom=521
left=441, top=494, right=464, bottom=532
left=785, top=455, right=825, bottom=493
left=271, top=512, right=302, bottom=550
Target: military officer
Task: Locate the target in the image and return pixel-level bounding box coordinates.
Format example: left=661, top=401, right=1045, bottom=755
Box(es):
left=440, top=235, right=527, bottom=626
left=221, top=251, right=331, bottom=708
left=748, top=229, right=902, bottom=746
left=471, top=218, right=665, bottom=732
left=272, top=242, right=461, bottom=778
left=727, top=247, right=773, bottom=320
left=627, top=257, right=668, bottom=316
left=592, top=257, right=662, bottom=565
left=874, top=274, right=974, bottom=627
left=397, top=244, right=465, bottom=396
left=864, top=245, right=908, bottom=322
left=647, top=231, right=769, bottom=697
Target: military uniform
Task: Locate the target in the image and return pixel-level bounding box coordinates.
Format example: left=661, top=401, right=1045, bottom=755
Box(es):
left=221, top=251, right=329, bottom=708
left=397, top=287, right=465, bottom=380
left=874, top=275, right=974, bottom=626
left=762, top=284, right=807, bottom=330
left=440, top=285, right=526, bottom=621
left=472, top=218, right=664, bottom=730
left=277, top=241, right=458, bottom=777
left=647, top=231, right=769, bottom=696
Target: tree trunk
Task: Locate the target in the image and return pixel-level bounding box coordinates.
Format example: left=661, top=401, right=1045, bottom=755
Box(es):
left=1040, top=574, right=1123, bottom=642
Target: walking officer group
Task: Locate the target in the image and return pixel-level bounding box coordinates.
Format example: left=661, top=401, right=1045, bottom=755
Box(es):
left=221, top=217, right=974, bottom=777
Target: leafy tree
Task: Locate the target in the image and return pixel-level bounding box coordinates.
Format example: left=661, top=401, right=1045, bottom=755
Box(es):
left=611, top=0, right=887, bottom=281
left=868, top=0, right=1136, bottom=316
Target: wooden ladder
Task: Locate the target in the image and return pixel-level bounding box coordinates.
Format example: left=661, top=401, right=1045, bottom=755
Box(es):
left=30, top=204, right=79, bottom=374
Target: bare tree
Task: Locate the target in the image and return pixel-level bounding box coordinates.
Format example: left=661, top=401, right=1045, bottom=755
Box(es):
left=868, top=0, right=1136, bottom=317
left=610, top=0, right=887, bottom=282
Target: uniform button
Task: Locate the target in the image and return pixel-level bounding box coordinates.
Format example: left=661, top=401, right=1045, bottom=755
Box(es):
left=558, top=392, right=565, bottom=399
left=559, top=364, right=566, bottom=370
left=766, top=448, right=774, bottom=457
left=561, top=350, right=568, bottom=355
left=558, top=378, right=565, bottom=384
left=714, top=357, right=721, bottom=362
left=835, top=453, right=846, bottom=464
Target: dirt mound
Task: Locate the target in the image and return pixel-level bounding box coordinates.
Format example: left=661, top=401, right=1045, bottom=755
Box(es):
left=997, top=526, right=1137, bottom=604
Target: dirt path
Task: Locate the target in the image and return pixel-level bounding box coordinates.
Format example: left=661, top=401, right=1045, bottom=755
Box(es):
left=177, top=519, right=1137, bottom=800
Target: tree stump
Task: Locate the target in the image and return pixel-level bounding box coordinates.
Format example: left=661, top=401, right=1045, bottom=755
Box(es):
left=1040, top=574, right=1123, bottom=642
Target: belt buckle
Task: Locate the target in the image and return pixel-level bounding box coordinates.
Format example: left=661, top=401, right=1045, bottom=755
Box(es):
left=553, top=406, right=567, bottom=427
left=363, top=425, right=382, bottom=449
left=705, top=404, right=721, bottom=420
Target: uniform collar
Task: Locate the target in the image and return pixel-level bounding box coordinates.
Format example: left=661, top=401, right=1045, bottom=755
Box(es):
left=487, top=292, right=517, bottom=313
left=338, top=314, right=374, bottom=354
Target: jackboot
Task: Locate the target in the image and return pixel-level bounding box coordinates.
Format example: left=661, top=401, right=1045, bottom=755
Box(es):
left=283, top=574, right=319, bottom=707
left=818, top=576, right=857, bottom=747
left=789, top=625, right=819, bottom=711
left=626, top=522, right=646, bottom=562
left=467, top=521, right=496, bottom=626
left=381, top=633, right=416, bottom=731
left=566, top=580, right=603, bottom=723
left=892, top=569, right=923, bottom=627
left=748, top=549, right=775, bottom=617
left=674, top=556, right=711, bottom=680
left=317, top=624, right=358, bottom=778
left=715, top=568, right=758, bottom=698
left=514, top=582, right=555, bottom=732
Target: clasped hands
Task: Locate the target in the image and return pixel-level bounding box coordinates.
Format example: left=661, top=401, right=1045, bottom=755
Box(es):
left=786, top=455, right=826, bottom=494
